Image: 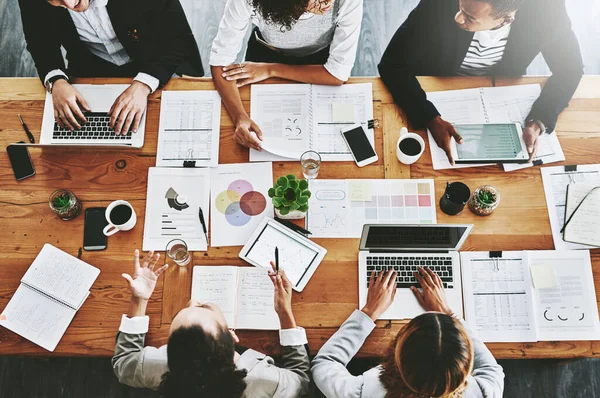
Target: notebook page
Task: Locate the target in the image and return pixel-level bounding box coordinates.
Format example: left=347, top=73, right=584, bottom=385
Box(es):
left=0, top=284, right=76, bottom=352
left=564, top=184, right=600, bottom=247
left=191, top=266, right=238, bottom=328
left=21, top=244, right=100, bottom=309
left=235, top=267, right=280, bottom=330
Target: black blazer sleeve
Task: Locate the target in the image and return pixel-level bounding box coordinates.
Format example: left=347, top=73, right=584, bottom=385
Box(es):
left=378, top=1, right=441, bottom=129
left=136, top=0, right=203, bottom=86
left=18, top=0, right=67, bottom=82
left=526, top=1, right=584, bottom=132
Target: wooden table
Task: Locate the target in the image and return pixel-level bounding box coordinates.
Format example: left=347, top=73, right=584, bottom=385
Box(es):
left=0, top=76, right=599, bottom=359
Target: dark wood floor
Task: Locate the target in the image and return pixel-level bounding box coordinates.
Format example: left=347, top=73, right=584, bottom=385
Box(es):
left=0, top=356, right=599, bottom=398
left=1, top=0, right=600, bottom=397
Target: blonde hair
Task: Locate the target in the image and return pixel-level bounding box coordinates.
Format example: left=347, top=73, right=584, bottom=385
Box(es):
left=380, top=313, right=474, bottom=398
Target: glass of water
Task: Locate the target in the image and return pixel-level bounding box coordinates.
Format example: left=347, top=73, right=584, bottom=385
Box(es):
left=300, top=150, right=321, bottom=180
left=166, top=239, right=191, bottom=266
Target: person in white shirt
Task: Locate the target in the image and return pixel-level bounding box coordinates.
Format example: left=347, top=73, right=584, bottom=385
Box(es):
left=210, top=0, right=363, bottom=150
left=111, top=250, right=311, bottom=398
left=20, top=0, right=203, bottom=136
left=311, top=268, right=505, bottom=398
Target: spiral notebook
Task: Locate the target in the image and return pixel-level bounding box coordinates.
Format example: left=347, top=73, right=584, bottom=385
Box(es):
left=0, top=244, right=100, bottom=351
left=249, top=83, right=374, bottom=161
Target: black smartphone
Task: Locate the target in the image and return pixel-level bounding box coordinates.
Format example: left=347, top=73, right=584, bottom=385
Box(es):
left=7, top=144, right=35, bottom=180
left=84, top=207, right=108, bottom=251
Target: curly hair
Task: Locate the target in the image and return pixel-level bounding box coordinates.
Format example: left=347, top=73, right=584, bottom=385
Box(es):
left=250, top=0, right=311, bottom=31
left=159, top=325, right=247, bottom=398
left=379, top=313, right=474, bottom=398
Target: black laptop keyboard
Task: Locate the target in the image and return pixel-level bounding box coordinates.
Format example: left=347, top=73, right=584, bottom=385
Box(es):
left=53, top=112, right=133, bottom=140
left=366, top=255, right=454, bottom=289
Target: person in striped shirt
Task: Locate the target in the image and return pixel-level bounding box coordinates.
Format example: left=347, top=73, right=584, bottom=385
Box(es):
left=379, top=0, right=583, bottom=165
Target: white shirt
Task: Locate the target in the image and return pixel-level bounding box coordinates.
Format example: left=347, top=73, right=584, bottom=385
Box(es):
left=210, top=0, right=363, bottom=81
left=45, top=0, right=159, bottom=92
left=458, top=23, right=512, bottom=76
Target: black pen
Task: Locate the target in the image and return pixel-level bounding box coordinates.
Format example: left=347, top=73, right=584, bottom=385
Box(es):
left=198, top=207, right=208, bottom=244
left=18, top=114, right=35, bottom=143
left=274, top=217, right=312, bottom=236
left=275, top=246, right=279, bottom=275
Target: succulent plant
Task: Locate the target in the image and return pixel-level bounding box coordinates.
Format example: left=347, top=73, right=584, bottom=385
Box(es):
left=267, top=174, right=311, bottom=215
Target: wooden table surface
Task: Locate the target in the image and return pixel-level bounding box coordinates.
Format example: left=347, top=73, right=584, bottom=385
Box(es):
left=0, top=76, right=599, bottom=359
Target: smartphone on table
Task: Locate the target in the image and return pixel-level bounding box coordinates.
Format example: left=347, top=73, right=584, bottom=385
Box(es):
left=340, top=124, right=379, bottom=167
left=84, top=207, right=108, bottom=251
left=7, top=143, right=35, bottom=180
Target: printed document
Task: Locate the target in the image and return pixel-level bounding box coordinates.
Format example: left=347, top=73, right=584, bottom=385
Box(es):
left=461, top=250, right=600, bottom=342
left=156, top=91, right=221, bottom=167
left=191, top=266, right=279, bottom=330
left=250, top=83, right=374, bottom=161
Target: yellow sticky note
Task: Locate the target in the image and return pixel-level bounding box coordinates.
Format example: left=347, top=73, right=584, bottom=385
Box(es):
left=348, top=180, right=373, bottom=202
left=332, top=103, right=355, bottom=123
left=530, top=264, right=558, bottom=289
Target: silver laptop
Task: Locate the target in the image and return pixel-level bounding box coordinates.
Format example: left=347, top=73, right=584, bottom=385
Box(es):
left=358, top=224, right=473, bottom=319
left=38, top=84, right=146, bottom=148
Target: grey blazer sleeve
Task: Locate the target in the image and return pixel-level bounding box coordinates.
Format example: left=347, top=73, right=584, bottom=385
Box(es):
left=272, top=344, right=312, bottom=397
left=311, top=310, right=376, bottom=398
left=460, top=320, right=505, bottom=398
left=111, top=332, right=168, bottom=389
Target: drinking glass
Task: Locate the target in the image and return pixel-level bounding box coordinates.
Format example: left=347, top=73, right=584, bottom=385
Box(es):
left=166, top=239, right=191, bottom=266
left=300, top=151, right=321, bottom=180
left=48, top=189, right=82, bottom=220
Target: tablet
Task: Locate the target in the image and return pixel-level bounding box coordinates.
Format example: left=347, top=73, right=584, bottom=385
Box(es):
left=451, top=124, right=529, bottom=164
left=239, top=218, right=327, bottom=292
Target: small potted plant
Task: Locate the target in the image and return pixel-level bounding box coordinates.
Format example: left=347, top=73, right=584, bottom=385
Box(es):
left=469, top=185, right=500, bottom=216
left=268, top=174, right=311, bottom=220
left=49, top=189, right=82, bottom=220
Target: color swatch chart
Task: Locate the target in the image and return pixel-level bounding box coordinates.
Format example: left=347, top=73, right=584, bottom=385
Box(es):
left=307, top=179, right=437, bottom=238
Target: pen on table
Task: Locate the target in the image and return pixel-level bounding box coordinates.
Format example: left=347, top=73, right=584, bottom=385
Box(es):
left=198, top=207, right=208, bottom=244
left=17, top=114, right=35, bottom=143
left=275, top=246, right=279, bottom=275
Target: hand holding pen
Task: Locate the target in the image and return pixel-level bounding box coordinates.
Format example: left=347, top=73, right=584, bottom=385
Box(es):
left=268, top=259, right=296, bottom=329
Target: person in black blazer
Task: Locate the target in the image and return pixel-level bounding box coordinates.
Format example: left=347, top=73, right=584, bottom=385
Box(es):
left=379, top=0, right=584, bottom=164
left=19, top=0, right=203, bottom=135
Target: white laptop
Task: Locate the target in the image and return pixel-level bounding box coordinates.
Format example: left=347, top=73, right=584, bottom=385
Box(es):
left=38, top=84, right=146, bottom=148
left=358, top=224, right=473, bottom=319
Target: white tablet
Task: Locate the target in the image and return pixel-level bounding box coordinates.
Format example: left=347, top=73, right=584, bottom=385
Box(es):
left=451, top=123, right=529, bottom=164
left=239, top=217, right=327, bottom=292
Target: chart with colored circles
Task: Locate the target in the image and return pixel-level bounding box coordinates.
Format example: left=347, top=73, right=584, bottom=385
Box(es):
left=211, top=163, right=274, bottom=247
left=307, top=179, right=437, bottom=238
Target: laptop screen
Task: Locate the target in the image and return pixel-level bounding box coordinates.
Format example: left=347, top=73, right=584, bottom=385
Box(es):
left=360, top=224, right=472, bottom=252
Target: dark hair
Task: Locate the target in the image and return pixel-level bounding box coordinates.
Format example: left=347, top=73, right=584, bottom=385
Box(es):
left=380, top=313, right=474, bottom=398
left=477, top=0, right=525, bottom=17
left=159, top=325, right=247, bottom=398
left=250, top=0, right=310, bottom=31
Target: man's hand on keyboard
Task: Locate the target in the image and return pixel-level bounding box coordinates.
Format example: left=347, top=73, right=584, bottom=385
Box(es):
left=411, top=267, right=454, bottom=316
left=361, top=270, right=397, bottom=322
left=109, top=81, right=151, bottom=135
left=52, top=79, right=91, bottom=131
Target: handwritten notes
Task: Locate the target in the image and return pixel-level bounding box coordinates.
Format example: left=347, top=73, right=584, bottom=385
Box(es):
left=564, top=184, right=600, bottom=247
left=348, top=180, right=373, bottom=202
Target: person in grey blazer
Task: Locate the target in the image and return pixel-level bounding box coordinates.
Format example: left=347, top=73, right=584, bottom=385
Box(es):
left=312, top=267, right=504, bottom=398
left=111, top=250, right=311, bottom=397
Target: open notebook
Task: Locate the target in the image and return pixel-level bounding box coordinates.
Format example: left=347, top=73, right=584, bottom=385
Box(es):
left=563, top=184, right=600, bottom=247
left=250, top=83, right=374, bottom=161
left=0, top=244, right=100, bottom=351
left=191, top=266, right=280, bottom=330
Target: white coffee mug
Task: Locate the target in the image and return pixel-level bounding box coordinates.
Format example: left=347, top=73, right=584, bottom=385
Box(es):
left=396, top=127, right=425, bottom=165
left=103, top=200, right=137, bottom=236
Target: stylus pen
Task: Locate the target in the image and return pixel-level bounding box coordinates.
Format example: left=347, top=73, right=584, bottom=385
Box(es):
left=275, top=246, right=279, bottom=275
left=198, top=207, right=208, bottom=244
left=17, top=114, right=35, bottom=143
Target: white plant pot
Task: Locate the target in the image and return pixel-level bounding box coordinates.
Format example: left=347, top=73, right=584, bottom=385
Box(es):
left=275, top=208, right=306, bottom=220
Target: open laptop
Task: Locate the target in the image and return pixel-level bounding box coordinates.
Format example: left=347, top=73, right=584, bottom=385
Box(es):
left=358, top=224, right=473, bottom=319
left=37, top=84, right=146, bottom=148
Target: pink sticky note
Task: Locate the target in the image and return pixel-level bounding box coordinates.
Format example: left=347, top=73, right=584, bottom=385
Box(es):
left=0, top=314, right=6, bottom=321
